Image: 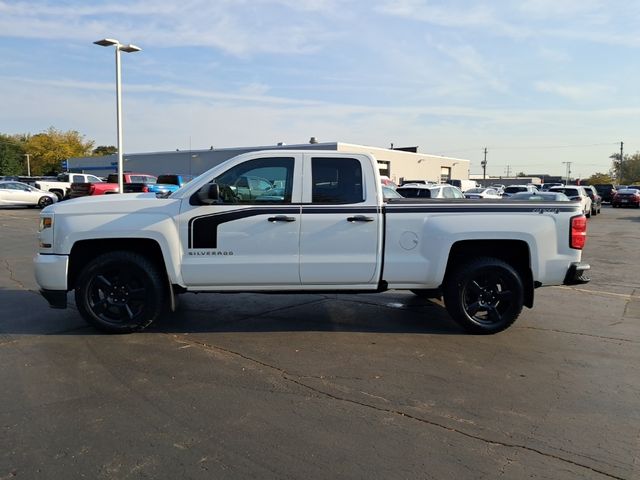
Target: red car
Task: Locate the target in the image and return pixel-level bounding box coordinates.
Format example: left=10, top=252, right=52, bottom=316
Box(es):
left=611, top=188, right=640, bottom=208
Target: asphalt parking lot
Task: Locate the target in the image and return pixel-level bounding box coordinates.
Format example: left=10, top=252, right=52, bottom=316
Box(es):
left=1, top=205, right=639, bottom=479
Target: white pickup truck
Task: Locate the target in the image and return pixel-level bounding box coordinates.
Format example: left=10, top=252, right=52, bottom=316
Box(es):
left=34, top=150, right=590, bottom=334
left=35, top=173, right=104, bottom=200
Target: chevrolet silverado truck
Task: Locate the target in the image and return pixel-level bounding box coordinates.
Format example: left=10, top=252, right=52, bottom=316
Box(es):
left=35, top=173, right=104, bottom=200
left=34, top=150, right=590, bottom=334
left=69, top=173, right=157, bottom=197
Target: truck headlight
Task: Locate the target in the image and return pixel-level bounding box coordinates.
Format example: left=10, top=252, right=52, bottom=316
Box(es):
left=39, top=216, right=53, bottom=231
left=39, top=215, right=54, bottom=249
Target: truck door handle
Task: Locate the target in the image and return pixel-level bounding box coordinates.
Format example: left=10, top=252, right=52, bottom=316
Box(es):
left=347, top=215, right=374, bottom=222
left=268, top=215, right=296, bottom=222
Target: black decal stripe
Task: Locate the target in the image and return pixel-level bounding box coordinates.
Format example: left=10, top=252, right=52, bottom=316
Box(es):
left=189, top=207, right=300, bottom=248
left=188, top=205, right=381, bottom=249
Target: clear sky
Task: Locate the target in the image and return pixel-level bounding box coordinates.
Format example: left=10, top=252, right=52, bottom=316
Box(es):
left=0, top=0, right=637, bottom=178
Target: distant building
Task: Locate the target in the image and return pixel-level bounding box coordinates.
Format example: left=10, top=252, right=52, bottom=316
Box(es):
left=67, top=140, right=470, bottom=184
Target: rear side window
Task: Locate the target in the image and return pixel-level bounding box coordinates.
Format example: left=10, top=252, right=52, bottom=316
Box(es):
left=311, top=158, right=364, bottom=204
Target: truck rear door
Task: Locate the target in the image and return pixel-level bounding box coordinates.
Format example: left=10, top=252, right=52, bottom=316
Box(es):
left=299, top=154, right=383, bottom=286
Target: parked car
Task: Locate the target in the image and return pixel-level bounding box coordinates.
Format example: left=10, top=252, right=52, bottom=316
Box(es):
left=70, top=173, right=158, bottom=197
left=501, top=185, right=539, bottom=197
left=593, top=183, right=616, bottom=203
left=379, top=175, right=397, bottom=188
left=549, top=186, right=592, bottom=217
left=611, top=188, right=640, bottom=208
left=396, top=183, right=464, bottom=199
left=382, top=186, right=403, bottom=199
left=35, top=173, right=104, bottom=201
left=0, top=181, right=58, bottom=208
left=450, top=179, right=479, bottom=192
left=463, top=187, right=502, bottom=199
left=581, top=185, right=602, bottom=215
left=540, top=182, right=564, bottom=191
left=398, top=179, right=434, bottom=186
left=505, top=191, right=570, bottom=202
left=490, top=184, right=505, bottom=194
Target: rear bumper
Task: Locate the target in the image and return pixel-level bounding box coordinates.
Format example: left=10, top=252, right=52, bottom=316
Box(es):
left=563, top=262, right=591, bottom=285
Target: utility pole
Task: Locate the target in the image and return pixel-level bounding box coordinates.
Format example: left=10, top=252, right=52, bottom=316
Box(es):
left=481, top=147, right=487, bottom=181
left=619, top=141, right=624, bottom=185
left=23, top=153, right=31, bottom=176
left=562, top=161, right=572, bottom=185
left=505, top=165, right=511, bottom=177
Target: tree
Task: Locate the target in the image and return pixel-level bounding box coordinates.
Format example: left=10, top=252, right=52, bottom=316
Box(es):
left=92, top=145, right=117, bottom=156
left=610, top=151, right=640, bottom=184
left=0, top=134, right=26, bottom=176
left=587, top=172, right=613, bottom=185
left=23, top=127, right=95, bottom=175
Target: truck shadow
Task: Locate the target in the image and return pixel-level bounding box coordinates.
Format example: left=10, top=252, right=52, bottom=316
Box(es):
left=151, top=292, right=465, bottom=335
left=0, top=289, right=464, bottom=336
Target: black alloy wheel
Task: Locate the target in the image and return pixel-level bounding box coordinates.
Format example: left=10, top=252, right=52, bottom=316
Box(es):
left=75, top=251, right=166, bottom=333
left=38, top=196, right=54, bottom=208
left=443, top=257, right=524, bottom=334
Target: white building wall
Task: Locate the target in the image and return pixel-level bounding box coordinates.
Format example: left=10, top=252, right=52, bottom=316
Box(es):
left=68, top=141, right=470, bottom=184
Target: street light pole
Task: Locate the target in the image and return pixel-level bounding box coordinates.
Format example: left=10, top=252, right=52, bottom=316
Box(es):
left=23, top=153, right=31, bottom=176
left=94, top=38, right=141, bottom=194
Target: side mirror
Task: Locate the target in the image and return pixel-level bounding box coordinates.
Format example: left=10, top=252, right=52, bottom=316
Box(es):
left=197, top=183, right=220, bottom=205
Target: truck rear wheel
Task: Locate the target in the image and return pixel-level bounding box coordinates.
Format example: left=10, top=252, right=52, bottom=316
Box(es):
left=74, top=251, right=166, bottom=333
left=443, top=257, right=524, bottom=334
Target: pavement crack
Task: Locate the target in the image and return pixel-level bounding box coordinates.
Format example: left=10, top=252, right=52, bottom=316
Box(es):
left=166, top=334, right=625, bottom=480
left=520, top=326, right=639, bottom=344
left=2, top=259, right=29, bottom=291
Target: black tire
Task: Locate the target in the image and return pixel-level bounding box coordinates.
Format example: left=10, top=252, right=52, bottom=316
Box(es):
left=74, top=251, right=167, bottom=333
left=52, top=190, right=64, bottom=201
left=443, top=257, right=524, bottom=334
left=38, top=196, right=54, bottom=208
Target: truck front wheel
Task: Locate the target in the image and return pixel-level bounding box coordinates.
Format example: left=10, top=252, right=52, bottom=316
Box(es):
left=74, top=251, right=166, bottom=333
left=443, top=257, right=524, bottom=334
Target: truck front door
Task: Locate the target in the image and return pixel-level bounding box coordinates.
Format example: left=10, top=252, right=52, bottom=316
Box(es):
left=299, top=154, right=383, bottom=286
left=179, top=155, right=302, bottom=288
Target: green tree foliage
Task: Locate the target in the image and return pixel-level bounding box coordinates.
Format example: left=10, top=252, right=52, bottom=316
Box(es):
left=587, top=172, right=613, bottom=184
left=0, top=134, right=26, bottom=176
left=24, top=127, right=95, bottom=175
left=92, top=145, right=117, bottom=156
left=609, top=152, right=640, bottom=184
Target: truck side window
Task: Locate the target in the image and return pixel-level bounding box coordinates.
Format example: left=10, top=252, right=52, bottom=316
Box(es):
left=213, top=157, right=294, bottom=204
left=311, top=158, right=364, bottom=204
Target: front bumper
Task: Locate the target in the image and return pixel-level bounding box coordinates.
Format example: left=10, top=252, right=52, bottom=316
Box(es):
left=563, top=262, right=591, bottom=285
left=34, top=253, right=68, bottom=291
left=40, top=289, right=68, bottom=309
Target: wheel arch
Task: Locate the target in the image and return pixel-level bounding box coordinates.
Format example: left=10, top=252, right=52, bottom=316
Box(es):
left=68, top=238, right=168, bottom=291
left=444, top=240, right=534, bottom=308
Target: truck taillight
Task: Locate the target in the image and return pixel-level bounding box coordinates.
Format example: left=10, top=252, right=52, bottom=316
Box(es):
left=570, top=215, right=587, bottom=249
left=142, top=186, right=149, bottom=192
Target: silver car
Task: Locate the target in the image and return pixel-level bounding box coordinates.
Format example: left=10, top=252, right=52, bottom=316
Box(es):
left=549, top=186, right=592, bottom=217
left=0, top=181, right=58, bottom=208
